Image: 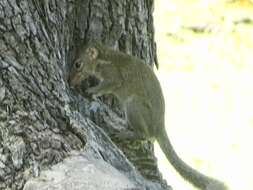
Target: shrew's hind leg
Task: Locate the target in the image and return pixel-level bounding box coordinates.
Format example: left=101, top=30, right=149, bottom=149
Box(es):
left=114, top=96, right=153, bottom=141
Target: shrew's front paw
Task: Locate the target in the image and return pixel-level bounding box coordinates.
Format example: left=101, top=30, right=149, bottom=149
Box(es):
left=86, top=87, right=98, bottom=94
left=87, top=87, right=103, bottom=99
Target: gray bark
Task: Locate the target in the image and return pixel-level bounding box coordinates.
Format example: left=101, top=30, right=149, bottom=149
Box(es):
left=0, top=0, right=170, bottom=189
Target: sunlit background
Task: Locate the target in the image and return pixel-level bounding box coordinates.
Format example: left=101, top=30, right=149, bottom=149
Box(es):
left=153, top=0, right=253, bottom=190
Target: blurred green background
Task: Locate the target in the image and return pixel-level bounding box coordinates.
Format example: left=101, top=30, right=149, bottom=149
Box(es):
left=153, top=0, right=253, bottom=190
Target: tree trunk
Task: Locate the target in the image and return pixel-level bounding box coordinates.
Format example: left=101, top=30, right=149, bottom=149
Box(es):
left=0, top=0, right=170, bottom=189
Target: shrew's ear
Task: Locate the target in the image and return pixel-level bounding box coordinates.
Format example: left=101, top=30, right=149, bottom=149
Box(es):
left=86, top=47, right=98, bottom=60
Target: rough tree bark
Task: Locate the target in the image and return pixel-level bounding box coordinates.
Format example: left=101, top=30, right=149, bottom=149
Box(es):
left=0, top=0, right=170, bottom=190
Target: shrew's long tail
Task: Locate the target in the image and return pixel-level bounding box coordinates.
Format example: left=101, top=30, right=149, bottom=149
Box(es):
left=156, top=128, right=227, bottom=190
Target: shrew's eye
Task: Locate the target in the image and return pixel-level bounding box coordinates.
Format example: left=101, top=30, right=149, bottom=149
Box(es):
left=74, top=60, right=82, bottom=70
